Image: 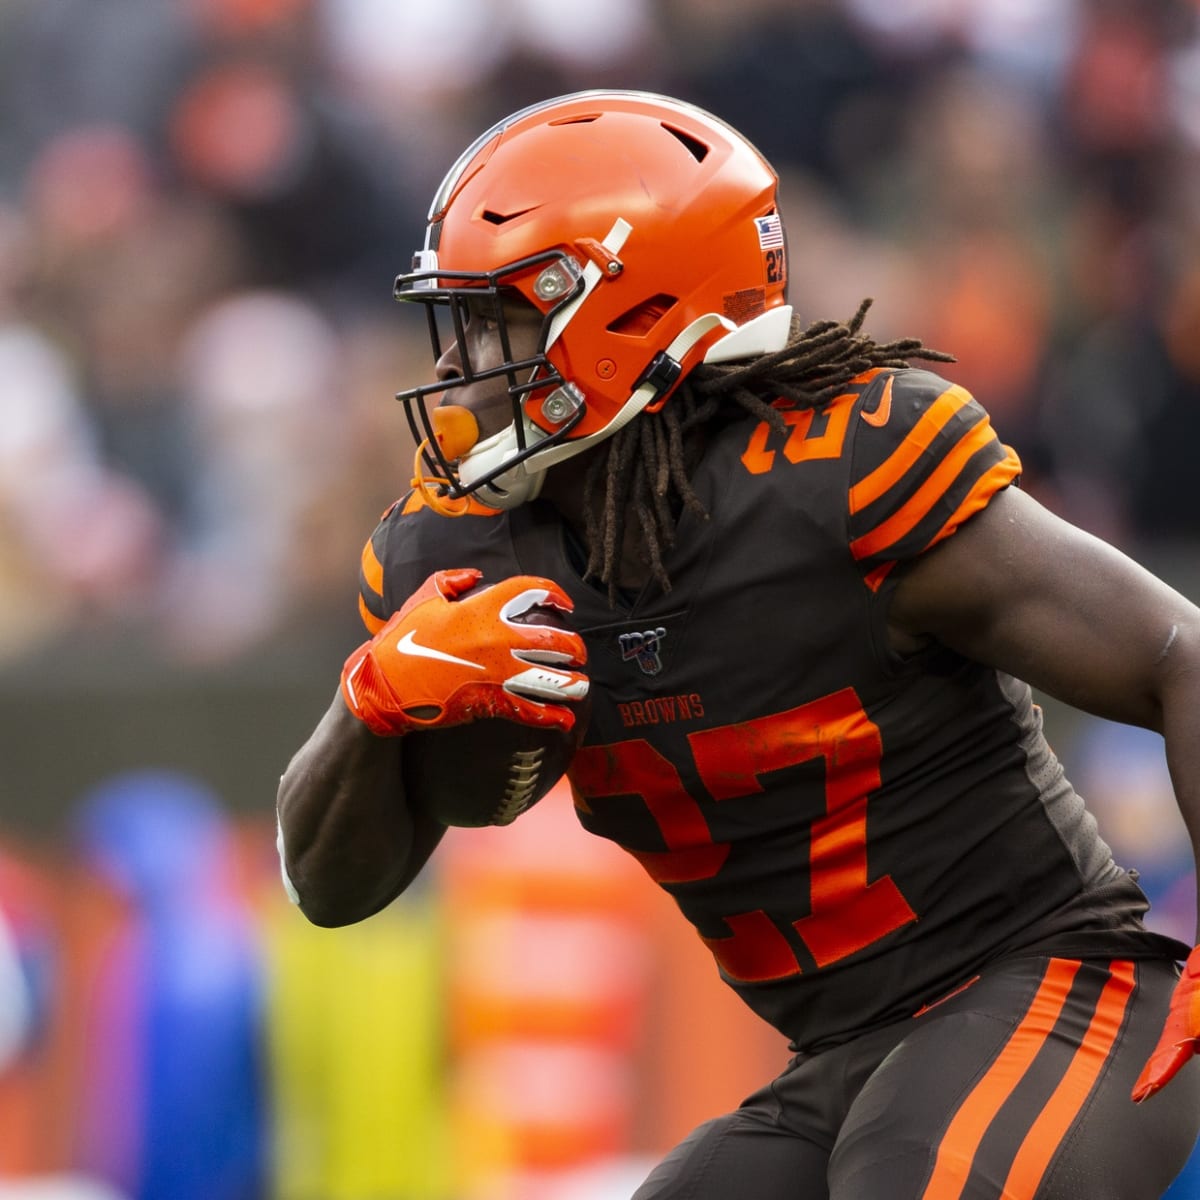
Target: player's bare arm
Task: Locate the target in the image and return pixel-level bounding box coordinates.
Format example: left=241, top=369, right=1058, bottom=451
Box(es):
left=277, top=694, right=446, bottom=927
left=276, top=568, right=588, bottom=926
left=889, top=483, right=1200, bottom=929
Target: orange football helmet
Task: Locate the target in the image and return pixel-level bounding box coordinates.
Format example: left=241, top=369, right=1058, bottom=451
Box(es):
left=394, top=90, right=793, bottom=511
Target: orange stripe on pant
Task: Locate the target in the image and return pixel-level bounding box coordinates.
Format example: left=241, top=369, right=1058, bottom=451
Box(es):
left=921, top=958, right=1080, bottom=1200
left=1001, top=961, right=1135, bottom=1196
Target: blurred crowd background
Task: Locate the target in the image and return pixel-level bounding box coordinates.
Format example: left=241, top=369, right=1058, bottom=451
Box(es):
left=1, top=0, right=1199, bottom=1197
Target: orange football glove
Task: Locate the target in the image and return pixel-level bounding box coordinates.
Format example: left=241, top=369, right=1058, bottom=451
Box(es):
left=1132, top=945, right=1200, bottom=1102
left=340, top=568, right=589, bottom=736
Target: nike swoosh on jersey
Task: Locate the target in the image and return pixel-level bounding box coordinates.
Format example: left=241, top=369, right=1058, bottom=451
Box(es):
left=394, top=630, right=484, bottom=670
left=861, top=374, right=894, bottom=427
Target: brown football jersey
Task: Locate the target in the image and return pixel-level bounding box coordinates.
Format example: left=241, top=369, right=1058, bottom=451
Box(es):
left=359, top=368, right=1185, bottom=1050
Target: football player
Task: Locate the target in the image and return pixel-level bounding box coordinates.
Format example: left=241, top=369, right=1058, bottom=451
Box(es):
left=276, top=92, right=1200, bottom=1198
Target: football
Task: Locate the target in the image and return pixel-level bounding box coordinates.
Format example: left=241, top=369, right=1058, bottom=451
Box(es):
left=402, top=604, right=590, bottom=827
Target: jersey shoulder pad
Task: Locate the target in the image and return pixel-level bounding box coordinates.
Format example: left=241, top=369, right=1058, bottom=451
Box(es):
left=354, top=490, right=507, bottom=634
left=355, top=501, right=399, bottom=635
left=847, top=368, right=1021, bottom=590
left=357, top=525, right=391, bottom=638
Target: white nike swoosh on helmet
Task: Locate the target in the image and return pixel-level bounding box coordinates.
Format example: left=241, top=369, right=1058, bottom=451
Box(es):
left=395, top=630, right=484, bottom=670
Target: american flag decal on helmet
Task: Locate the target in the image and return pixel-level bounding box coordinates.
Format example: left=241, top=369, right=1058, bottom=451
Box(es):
left=754, top=214, right=784, bottom=249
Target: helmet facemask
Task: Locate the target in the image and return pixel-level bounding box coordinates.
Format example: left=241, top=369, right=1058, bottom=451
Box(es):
left=395, top=250, right=589, bottom=512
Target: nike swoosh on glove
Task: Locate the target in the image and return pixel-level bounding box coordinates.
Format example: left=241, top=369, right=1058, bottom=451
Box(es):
left=1132, top=944, right=1200, bottom=1102
left=340, top=568, right=589, bottom=736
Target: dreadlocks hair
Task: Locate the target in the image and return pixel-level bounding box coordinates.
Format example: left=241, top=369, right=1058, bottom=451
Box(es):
left=580, top=298, right=956, bottom=605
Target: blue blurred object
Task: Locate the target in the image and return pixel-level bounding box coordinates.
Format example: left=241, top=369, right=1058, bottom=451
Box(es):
left=1070, top=719, right=1196, bottom=945
left=0, top=844, right=54, bottom=1075
left=1165, top=1140, right=1200, bottom=1199
left=72, top=769, right=266, bottom=1200
left=0, top=897, right=35, bottom=1073
left=1070, top=720, right=1200, bottom=1197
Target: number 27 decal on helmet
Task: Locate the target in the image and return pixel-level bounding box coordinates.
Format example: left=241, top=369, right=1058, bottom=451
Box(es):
left=394, top=90, right=792, bottom=514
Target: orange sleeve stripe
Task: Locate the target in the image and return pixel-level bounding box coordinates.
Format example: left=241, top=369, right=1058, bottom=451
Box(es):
left=860, top=457, right=1018, bottom=593
left=850, top=417, right=1003, bottom=561
left=859, top=451, right=1021, bottom=592
left=360, top=537, right=384, bottom=600
left=920, top=958, right=1080, bottom=1200
left=1001, top=961, right=1135, bottom=1197
left=863, top=560, right=896, bottom=594
left=358, top=592, right=386, bottom=635
left=849, top=384, right=974, bottom=514
left=922, top=451, right=1022, bottom=554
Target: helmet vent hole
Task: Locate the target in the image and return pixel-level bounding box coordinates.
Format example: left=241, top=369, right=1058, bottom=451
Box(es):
left=607, top=294, right=678, bottom=337
left=549, top=114, right=601, bottom=126
left=661, top=124, right=709, bottom=162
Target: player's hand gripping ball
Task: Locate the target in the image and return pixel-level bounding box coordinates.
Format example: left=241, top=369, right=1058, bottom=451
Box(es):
left=340, top=569, right=590, bottom=827
left=1132, top=944, right=1200, bottom=1102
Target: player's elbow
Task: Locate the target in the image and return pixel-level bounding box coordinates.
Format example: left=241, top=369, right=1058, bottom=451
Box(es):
left=296, top=896, right=370, bottom=929
left=277, top=818, right=403, bottom=928
left=1155, top=616, right=1200, bottom=731
left=293, top=873, right=403, bottom=928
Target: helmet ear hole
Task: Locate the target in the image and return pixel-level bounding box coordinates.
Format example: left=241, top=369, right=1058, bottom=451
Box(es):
left=607, top=294, right=678, bottom=337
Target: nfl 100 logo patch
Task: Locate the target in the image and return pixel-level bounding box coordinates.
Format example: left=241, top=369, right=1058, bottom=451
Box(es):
left=619, top=627, right=667, bottom=676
